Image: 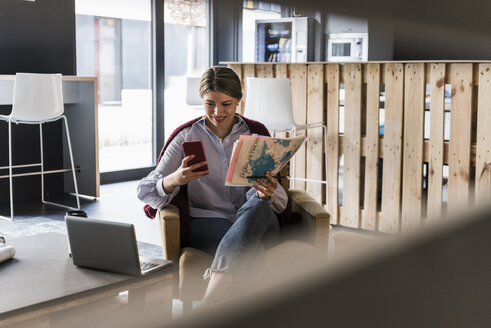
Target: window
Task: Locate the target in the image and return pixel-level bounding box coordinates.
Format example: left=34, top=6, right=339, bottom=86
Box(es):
left=75, top=0, right=153, bottom=172
left=164, top=0, right=208, bottom=141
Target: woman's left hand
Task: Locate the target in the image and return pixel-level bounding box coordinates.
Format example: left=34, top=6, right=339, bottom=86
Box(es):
left=253, top=171, right=278, bottom=200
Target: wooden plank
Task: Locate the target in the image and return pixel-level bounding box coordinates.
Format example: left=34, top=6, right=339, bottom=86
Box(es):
left=274, top=64, right=288, bottom=79
left=326, top=64, right=340, bottom=223
left=306, top=64, right=325, bottom=205
left=241, top=64, right=256, bottom=116
left=228, top=64, right=242, bottom=78
left=341, top=63, right=362, bottom=228
left=228, top=64, right=243, bottom=114
left=427, top=63, right=446, bottom=220
left=475, top=64, right=491, bottom=204
left=448, top=64, right=473, bottom=211
left=289, top=64, right=308, bottom=191
left=401, top=63, right=425, bottom=231
left=255, top=64, right=274, bottom=78
left=361, top=63, right=380, bottom=230
left=379, top=63, right=404, bottom=233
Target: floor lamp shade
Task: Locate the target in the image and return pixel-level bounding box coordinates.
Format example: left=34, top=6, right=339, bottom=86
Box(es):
left=244, top=77, right=296, bottom=131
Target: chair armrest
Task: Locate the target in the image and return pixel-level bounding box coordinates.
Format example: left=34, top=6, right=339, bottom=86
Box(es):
left=287, top=189, right=331, bottom=249
left=157, top=205, right=180, bottom=264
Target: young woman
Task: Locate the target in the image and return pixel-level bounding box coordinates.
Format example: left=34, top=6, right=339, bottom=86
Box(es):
left=137, top=66, right=287, bottom=302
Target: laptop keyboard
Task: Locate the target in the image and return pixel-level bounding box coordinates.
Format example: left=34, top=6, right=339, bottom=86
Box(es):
left=140, top=261, right=159, bottom=272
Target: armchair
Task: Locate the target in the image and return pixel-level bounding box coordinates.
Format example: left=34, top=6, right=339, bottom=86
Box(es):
left=157, top=189, right=330, bottom=313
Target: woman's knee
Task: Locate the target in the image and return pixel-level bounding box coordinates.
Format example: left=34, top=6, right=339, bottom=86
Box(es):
left=237, top=198, right=278, bottom=227
left=240, top=198, right=272, bottom=216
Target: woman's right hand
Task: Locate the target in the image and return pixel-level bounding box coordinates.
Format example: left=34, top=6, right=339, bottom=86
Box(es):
left=162, top=155, right=209, bottom=194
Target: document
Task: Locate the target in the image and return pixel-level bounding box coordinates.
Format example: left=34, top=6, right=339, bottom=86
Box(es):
left=225, top=135, right=307, bottom=186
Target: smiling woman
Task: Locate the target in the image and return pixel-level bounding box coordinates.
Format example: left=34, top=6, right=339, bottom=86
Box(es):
left=202, top=91, right=240, bottom=139
left=199, top=66, right=243, bottom=139
left=138, top=66, right=288, bottom=306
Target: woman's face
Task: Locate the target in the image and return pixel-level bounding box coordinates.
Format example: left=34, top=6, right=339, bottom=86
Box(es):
left=202, top=91, right=240, bottom=135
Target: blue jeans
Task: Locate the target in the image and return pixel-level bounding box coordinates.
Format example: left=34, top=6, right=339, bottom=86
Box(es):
left=189, top=198, right=280, bottom=280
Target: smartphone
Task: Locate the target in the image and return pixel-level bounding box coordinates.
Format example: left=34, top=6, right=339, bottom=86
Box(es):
left=182, top=141, right=208, bottom=172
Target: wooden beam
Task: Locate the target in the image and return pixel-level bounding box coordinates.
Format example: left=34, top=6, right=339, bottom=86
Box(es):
left=401, top=63, right=425, bottom=231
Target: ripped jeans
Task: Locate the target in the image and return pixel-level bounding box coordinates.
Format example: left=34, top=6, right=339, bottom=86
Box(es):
left=188, top=198, right=280, bottom=280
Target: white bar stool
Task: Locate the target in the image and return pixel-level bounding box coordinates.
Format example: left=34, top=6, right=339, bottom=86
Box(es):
left=0, top=73, right=80, bottom=221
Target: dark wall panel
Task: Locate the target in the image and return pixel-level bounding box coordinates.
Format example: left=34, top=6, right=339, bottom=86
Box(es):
left=0, top=0, right=76, bottom=75
left=0, top=0, right=74, bottom=206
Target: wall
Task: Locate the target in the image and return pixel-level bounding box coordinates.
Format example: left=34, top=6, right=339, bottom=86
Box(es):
left=275, top=0, right=491, bottom=60
left=210, top=0, right=243, bottom=65
left=368, top=19, right=394, bottom=61
left=392, top=20, right=491, bottom=60
left=326, top=12, right=368, bottom=33
left=0, top=0, right=76, bottom=75
left=0, top=0, right=76, bottom=204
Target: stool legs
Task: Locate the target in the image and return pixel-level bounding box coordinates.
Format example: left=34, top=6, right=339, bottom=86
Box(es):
left=0, top=117, right=81, bottom=221
left=6, top=119, right=14, bottom=221
left=0, top=118, right=15, bottom=221
left=40, top=122, right=45, bottom=204
left=40, top=116, right=81, bottom=211
left=62, top=115, right=81, bottom=210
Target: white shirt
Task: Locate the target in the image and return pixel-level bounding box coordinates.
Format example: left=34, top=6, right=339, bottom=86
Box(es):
left=137, top=115, right=288, bottom=222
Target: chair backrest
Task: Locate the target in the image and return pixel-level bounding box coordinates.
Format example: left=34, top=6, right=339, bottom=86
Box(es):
left=244, top=77, right=296, bottom=131
left=11, top=73, right=64, bottom=122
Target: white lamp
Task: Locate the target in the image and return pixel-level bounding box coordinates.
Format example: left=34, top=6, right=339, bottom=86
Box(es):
left=243, top=77, right=328, bottom=190
left=244, top=78, right=296, bottom=131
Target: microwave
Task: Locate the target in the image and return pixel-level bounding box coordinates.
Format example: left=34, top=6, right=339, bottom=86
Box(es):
left=327, top=33, right=368, bottom=62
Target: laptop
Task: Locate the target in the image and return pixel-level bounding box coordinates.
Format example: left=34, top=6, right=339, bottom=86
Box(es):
left=65, top=215, right=172, bottom=276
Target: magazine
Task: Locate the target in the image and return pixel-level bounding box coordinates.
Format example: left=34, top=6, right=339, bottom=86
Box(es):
left=225, top=135, right=308, bottom=186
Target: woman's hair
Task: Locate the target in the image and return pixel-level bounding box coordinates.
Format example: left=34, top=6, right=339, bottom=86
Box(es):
left=199, top=66, right=242, bottom=100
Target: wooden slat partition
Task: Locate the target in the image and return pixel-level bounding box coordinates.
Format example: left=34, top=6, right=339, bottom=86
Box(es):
left=306, top=64, right=325, bottom=202
left=379, top=64, right=404, bottom=233
left=476, top=64, right=491, bottom=204
left=227, top=61, right=490, bottom=234
left=448, top=64, right=473, bottom=212
left=228, top=64, right=243, bottom=114
left=289, top=64, right=308, bottom=190
left=427, top=63, right=446, bottom=220
left=326, top=64, right=340, bottom=223
left=255, top=64, right=274, bottom=78
left=341, top=64, right=362, bottom=228
left=401, top=63, right=425, bottom=231
left=361, top=63, right=380, bottom=230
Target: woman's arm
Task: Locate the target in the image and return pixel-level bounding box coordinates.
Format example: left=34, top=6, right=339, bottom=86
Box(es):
left=136, top=130, right=207, bottom=209
left=136, top=134, right=183, bottom=209
left=137, top=129, right=210, bottom=210
left=246, top=172, right=288, bottom=213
